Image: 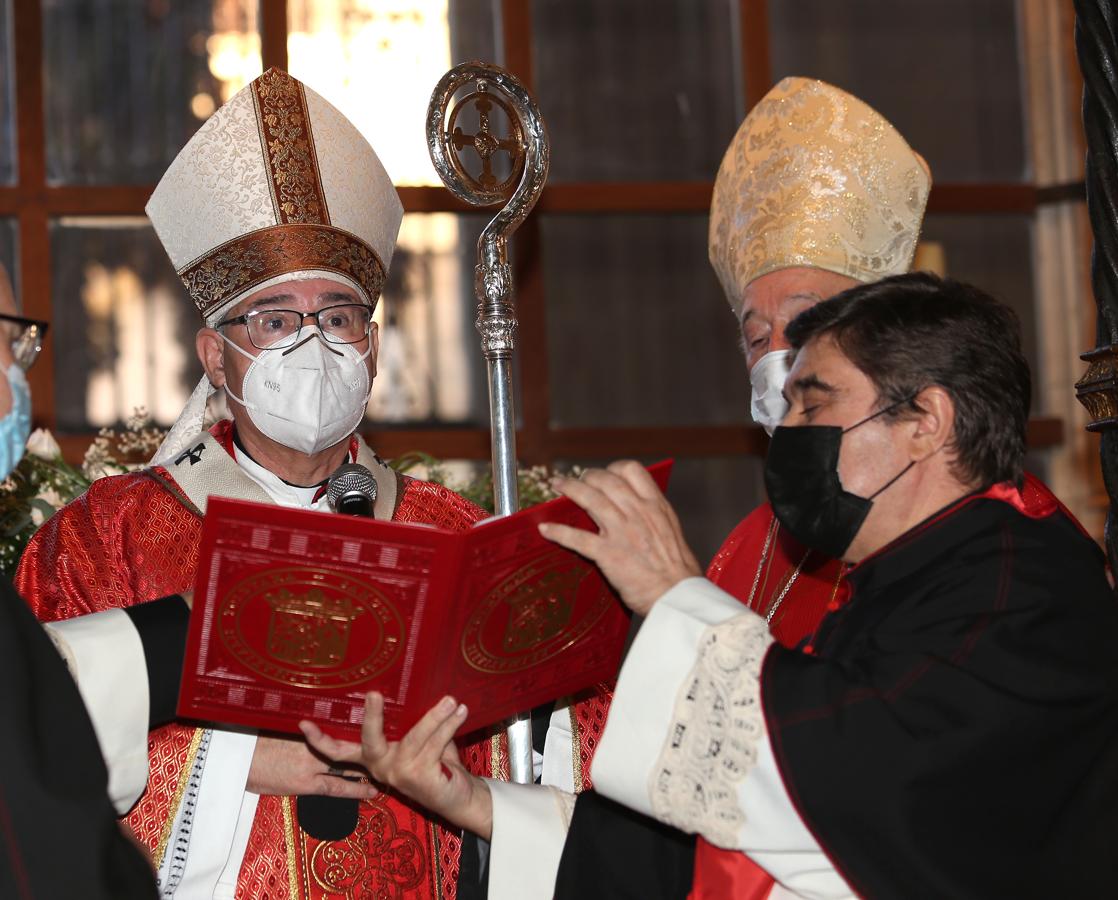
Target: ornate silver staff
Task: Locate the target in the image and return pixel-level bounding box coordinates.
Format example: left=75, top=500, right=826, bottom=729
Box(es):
left=427, top=63, right=549, bottom=784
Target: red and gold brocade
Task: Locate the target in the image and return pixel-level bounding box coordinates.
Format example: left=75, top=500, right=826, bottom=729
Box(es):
left=16, top=433, right=612, bottom=900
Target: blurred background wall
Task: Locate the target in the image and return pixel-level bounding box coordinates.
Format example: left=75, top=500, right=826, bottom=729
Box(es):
left=0, top=0, right=1094, bottom=562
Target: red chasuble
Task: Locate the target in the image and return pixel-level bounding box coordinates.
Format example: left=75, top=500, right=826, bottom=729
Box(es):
left=16, top=421, right=611, bottom=899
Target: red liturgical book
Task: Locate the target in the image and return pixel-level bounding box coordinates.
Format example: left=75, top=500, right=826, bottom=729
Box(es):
left=178, top=460, right=672, bottom=740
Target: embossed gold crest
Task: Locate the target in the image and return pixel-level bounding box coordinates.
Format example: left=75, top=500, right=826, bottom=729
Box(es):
left=266, top=588, right=361, bottom=668
left=501, top=569, right=578, bottom=653
left=461, top=552, right=613, bottom=674
left=219, top=567, right=404, bottom=689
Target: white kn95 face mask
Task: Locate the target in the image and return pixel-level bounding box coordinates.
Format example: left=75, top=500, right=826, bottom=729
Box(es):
left=223, top=334, right=372, bottom=455
left=749, top=349, right=792, bottom=436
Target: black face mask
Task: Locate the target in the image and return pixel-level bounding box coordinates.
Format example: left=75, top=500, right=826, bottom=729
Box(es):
left=763, top=401, right=916, bottom=559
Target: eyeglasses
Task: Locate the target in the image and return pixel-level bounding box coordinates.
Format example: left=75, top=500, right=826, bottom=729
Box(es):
left=0, top=314, right=49, bottom=371
left=216, top=303, right=373, bottom=351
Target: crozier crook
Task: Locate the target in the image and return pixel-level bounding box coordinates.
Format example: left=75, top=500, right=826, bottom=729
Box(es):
left=427, top=62, right=549, bottom=784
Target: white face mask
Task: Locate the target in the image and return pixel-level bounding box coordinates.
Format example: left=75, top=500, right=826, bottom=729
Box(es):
left=750, top=349, right=792, bottom=436
left=223, top=333, right=372, bottom=455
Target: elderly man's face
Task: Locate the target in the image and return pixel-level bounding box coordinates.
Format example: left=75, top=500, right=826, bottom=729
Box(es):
left=198, top=277, right=379, bottom=458
left=738, top=268, right=859, bottom=373
left=216, top=277, right=378, bottom=399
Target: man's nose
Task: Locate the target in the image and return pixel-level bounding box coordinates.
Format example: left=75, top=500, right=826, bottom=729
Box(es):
left=769, top=326, right=791, bottom=353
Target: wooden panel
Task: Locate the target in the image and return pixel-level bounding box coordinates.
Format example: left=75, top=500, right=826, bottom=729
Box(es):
left=12, top=0, right=55, bottom=428
left=741, top=0, right=772, bottom=109
left=512, top=214, right=552, bottom=461
left=926, top=183, right=1037, bottom=214
left=537, top=181, right=714, bottom=213
left=500, top=0, right=534, bottom=87
left=1026, top=415, right=1064, bottom=448
left=0, top=182, right=1076, bottom=218
left=546, top=425, right=769, bottom=459
left=52, top=416, right=1067, bottom=467
left=1036, top=181, right=1086, bottom=204
left=259, top=0, right=288, bottom=72
left=11, top=0, right=45, bottom=192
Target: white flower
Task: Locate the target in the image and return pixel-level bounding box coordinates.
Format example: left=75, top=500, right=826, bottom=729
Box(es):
left=25, top=428, right=61, bottom=460
left=37, top=487, right=65, bottom=509
left=30, top=506, right=44, bottom=526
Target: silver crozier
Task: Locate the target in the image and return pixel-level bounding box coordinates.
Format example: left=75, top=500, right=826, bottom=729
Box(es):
left=427, top=63, right=549, bottom=784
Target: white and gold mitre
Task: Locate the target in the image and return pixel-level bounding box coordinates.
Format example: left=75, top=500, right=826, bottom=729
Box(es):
left=708, top=77, right=931, bottom=313
left=146, top=67, right=403, bottom=326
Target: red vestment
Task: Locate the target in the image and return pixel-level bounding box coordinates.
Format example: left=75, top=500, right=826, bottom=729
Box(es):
left=17, top=422, right=611, bottom=899
left=691, top=501, right=842, bottom=899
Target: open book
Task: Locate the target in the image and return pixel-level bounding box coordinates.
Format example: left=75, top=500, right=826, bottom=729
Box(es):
left=178, top=460, right=672, bottom=740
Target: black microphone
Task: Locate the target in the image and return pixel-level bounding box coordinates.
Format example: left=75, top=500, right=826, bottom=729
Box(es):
left=296, top=463, right=378, bottom=842
left=327, top=462, right=378, bottom=517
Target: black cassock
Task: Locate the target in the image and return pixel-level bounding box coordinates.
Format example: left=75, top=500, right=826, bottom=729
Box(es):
left=0, top=577, right=158, bottom=898
left=765, top=486, right=1118, bottom=898
left=557, top=485, right=1118, bottom=899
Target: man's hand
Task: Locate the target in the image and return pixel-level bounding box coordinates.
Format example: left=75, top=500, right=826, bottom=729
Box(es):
left=300, top=692, right=494, bottom=840
left=538, top=460, right=702, bottom=616
left=246, top=733, right=378, bottom=800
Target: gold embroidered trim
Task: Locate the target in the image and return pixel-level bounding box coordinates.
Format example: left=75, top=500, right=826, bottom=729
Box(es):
left=142, top=467, right=203, bottom=519
left=178, top=222, right=386, bottom=319
left=428, top=821, right=444, bottom=895
left=251, top=68, right=330, bottom=225
left=568, top=703, right=584, bottom=792
left=490, top=733, right=504, bottom=781
left=282, top=796, right=301, bottom=900
left=152, top=727, right=205, bottom=871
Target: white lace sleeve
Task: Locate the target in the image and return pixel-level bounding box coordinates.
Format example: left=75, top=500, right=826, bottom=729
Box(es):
left=648, top=609, right=772, bottom=847
left=592, top=578, right=854, bottom=898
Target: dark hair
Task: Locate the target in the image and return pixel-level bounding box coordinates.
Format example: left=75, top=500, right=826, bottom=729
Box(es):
left=785, top=272, right=1030, bottom=487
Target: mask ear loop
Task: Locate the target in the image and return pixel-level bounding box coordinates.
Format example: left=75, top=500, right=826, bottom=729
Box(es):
left=867, top=459, right=916, bottom=500
left=842, top=392, right=922, bottom=435
left=218, top=332, right=258, bottom=411
left=843, top=389, right=924, bottom=500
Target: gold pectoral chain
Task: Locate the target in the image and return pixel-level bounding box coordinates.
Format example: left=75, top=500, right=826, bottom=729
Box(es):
left=746, top=516, right=811, bottom=625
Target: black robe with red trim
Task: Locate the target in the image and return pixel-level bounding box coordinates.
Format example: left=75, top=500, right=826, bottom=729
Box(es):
left=764, top=484, right=1118, bottom=898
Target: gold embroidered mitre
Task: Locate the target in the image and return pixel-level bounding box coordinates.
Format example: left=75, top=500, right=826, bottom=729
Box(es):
left=709, top=77, right=931, bottom=314
left=146, top=68, right=403, bottom=326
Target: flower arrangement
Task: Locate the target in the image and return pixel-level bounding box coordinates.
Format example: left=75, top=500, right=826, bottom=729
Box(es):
left=0, top=417, right=579, bottom=577
left=0, top=410, right=167, bottom=576
left=390, top=451, right=580, bottom=513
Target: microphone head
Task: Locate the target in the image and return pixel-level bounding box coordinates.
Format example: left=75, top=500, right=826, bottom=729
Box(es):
left=327, top=462, right=378, bottom=510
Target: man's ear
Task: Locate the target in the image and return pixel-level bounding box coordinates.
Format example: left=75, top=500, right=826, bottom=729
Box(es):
left=197, top=328, right=226, bottom=388
left=907, top=386, right=955, bottom=462
left=368, top=321, right=380, bottom=379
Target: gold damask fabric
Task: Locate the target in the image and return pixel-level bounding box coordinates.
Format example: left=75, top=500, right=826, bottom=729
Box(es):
left=708, top=76, right=931, bottom=314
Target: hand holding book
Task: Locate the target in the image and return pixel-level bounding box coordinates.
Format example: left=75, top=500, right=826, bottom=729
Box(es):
left=178, top=460, right=673, bottom=741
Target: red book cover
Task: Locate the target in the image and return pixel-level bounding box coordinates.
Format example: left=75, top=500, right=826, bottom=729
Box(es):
left=178, top=460, right=672, bottom=740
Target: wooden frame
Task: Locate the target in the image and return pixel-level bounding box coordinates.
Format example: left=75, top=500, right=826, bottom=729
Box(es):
left=4, top=0, right=1070, bottom=464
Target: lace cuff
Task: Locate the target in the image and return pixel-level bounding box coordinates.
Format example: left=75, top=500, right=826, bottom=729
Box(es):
left=648, top=611, right=773, bottom=848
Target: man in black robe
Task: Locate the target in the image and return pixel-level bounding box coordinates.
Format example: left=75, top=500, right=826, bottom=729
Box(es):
left=306, top=272, right=1118, bottom=899
left=545, top=271, right=1118, bottom=897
